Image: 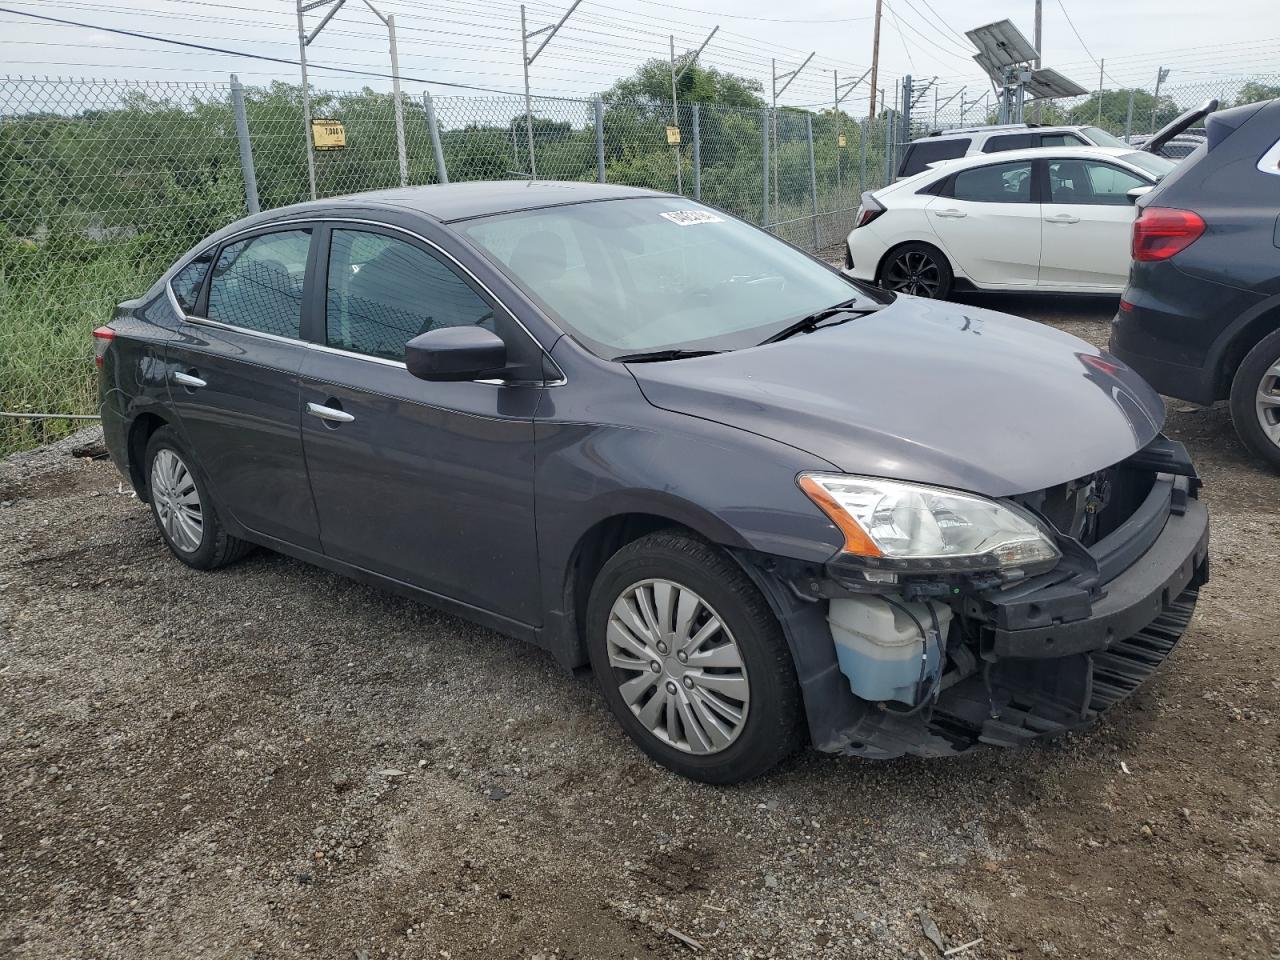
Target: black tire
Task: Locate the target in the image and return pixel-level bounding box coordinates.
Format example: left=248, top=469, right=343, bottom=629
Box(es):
left=144, top=426, right=254, bottom=570
left=1229, top=328, right=1280, bottom=472
left=586, top=530, right=803, bottom=784
left=878, top=241, right=954, bottom=299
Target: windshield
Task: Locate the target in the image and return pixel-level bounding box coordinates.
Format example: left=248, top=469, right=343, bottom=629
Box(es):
left=1119, top=151, right=1177, bottom=179
left=1082, top=126, right=1129, bottom=149
left=459, top=197, right=872, bottom=359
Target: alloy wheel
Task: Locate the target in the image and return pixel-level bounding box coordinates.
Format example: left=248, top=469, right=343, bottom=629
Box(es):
left=1255, top=361, right=1280, bottom=448
left=605, top=578, right=750, bottom=755
left=884, top=250, right=942, bottom=297
left=150, top=448, right=204, bottom=553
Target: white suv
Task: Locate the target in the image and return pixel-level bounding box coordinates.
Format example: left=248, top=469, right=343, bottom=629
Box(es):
left=897, top=124, right=1132, bottom=178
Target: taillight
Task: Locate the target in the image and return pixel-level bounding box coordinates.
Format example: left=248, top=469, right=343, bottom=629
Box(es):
left=1132, top=207, right=1205, bottom=261
left=855, top=205, right=885, bottom=228
left=93, top=326, right=115, bottom=368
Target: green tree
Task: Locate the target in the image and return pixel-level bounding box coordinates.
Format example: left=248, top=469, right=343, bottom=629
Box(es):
left=1233, top=81, right=1280, bottom=105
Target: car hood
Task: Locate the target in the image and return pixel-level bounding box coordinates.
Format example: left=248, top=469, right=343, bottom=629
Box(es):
left=628, top=298, right=1165, bottom=497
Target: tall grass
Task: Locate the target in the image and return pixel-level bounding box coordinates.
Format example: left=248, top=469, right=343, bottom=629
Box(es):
left=0, top=242, right=163, bottom=456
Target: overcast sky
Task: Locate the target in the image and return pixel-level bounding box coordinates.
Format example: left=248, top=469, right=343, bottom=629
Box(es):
left=4, top=0, right=1278, bottom=108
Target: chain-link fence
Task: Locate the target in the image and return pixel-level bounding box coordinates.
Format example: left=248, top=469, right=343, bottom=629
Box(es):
left=1, top=74, right=897, bottom=453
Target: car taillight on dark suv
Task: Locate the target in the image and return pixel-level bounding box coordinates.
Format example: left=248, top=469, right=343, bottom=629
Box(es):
left=93, top=326, right=115, bottom=368
left=1131, top=207, right=1205, bottom=261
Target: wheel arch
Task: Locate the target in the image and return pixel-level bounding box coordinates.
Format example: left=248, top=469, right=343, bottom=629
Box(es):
left=126, top=410, right=172, bottom=501
left=874, top=238, right=956, bottom=288
left=554, top=505, right=749, bottom=670
left=1212, top=299, right=1280, bottom=399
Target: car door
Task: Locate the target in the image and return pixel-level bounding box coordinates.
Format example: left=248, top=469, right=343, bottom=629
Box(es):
left=298, top=224, right=546, bottom=626
left=164, top=226, right=322, bottom=551
left=1038, top=158, right=1148, bottom=290
left=925, top=158, right=1041, bottom=286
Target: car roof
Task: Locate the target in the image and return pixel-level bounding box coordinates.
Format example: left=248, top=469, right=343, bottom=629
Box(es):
left=927, top=144, right=1137, bottom=169
left=925, top=123, right=1089, bottom=139
left=293, top=180, right=667, bottom=223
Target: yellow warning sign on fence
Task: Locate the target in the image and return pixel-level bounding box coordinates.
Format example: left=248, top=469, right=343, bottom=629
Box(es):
left=838, top=132, right=847, bottom=148
left=665, top=125, right=681, bottom=145
left=311, top=118, right=346, bottom=150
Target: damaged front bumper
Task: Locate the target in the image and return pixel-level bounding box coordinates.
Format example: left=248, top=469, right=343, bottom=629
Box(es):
left=740, top=436, right=1210, bottom=760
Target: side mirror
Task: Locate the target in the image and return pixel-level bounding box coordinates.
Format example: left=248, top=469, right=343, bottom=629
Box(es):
left=1127, top=185, right=1154, bottom=205
left=404, top=326, right=507, bottom=382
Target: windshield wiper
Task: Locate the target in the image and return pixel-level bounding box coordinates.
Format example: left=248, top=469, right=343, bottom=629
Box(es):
left=613, top=348, right=722, bottom=363
left=760, top=298, right=880, bottom=345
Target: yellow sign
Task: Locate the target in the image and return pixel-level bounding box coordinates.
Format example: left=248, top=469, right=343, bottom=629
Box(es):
left=838, top=132, right=847, bottom=148
left=665, top=125, right=681, bottom=145
left=311, top=118, right=346, bottom=150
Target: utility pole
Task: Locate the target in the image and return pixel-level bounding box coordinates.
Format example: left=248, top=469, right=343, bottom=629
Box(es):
left=1150, top=66, right=1170, bottom=133
left=1096, top=58, right=1105, bottom=124
left=1032, top=0, right=1042, bottom=121
left=868, top=0, right=883, bottom=118
left=670, top=26, right=718, bottom=197
left=296, top=0, right=407, bottom=200
left=521, top=0, right=584, bottom=179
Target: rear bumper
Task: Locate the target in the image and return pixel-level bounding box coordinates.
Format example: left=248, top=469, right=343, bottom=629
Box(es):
left=1109, top=315, right=1217, bottom=404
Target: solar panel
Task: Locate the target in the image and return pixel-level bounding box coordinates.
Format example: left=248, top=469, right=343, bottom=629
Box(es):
left=1025, top=68, right=1088, bottom=100
left=965, top=19, right=1039, bottom=70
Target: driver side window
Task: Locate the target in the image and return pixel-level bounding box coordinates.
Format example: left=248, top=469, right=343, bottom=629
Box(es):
left=325, top=229, right=496, bottom=361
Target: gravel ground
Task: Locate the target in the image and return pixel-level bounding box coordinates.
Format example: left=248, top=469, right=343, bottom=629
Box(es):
left=2, top=297, right=1277, bottom=960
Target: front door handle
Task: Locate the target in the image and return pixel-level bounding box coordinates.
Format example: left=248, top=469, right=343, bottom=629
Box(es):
left=1045, top=214, right=1081, bottom=224
left=306, top=401, right=355, bottom=424
left=933, top=208, right=967, bottom=219
left=171, top=371, right=207, bottom=389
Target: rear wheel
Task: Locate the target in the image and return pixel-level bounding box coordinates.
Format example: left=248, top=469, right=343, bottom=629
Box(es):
left=144, top=426, right=253, bottom=569
left=1229, top=328, right=1280, bottom=472
left=879, top=242, right=953, bottom=299
left=586, top=531, right=803, bottom=784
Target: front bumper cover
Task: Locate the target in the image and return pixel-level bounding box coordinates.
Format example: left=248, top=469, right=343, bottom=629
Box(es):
left=740, top=440, right=1210, bottom=760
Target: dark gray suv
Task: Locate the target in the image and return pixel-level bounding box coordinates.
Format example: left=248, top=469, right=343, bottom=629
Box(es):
left=96, top=182, right=1209, bottom=783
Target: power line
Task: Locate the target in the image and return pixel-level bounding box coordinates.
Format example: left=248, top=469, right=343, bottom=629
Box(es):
left=1054, top=0, right=1121, bottom=86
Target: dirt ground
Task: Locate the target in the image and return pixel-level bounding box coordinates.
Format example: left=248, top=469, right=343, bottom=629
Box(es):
left=2, top=296, right=1277, bottom=960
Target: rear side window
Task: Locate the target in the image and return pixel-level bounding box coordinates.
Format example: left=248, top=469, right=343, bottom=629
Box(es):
left=325, top=229, right=497, bottom=361
left=950, top=160, right=1034, bottom=202
left=1039, top=133, right=1086, bottom=147
left=982, top=133, right=1034, bottom=152
left=899, top=138, right=970, bottom=177
left=170, top=248, right=214, bottom=314
left=206, top=230, right=312, bottom=338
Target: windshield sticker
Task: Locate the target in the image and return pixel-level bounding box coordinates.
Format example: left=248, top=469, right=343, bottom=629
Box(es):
left=660, top=209, right=725, bottom=226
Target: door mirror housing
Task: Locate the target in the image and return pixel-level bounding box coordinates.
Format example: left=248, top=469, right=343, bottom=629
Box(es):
left=1126, top=185, right=1154, bottom=205
left=405, top=326, right=507, bottom=382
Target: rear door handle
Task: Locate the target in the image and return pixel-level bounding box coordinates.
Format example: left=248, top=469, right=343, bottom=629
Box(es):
left=1045, top=214, right=1080, bottom=223
left=306, top=401, right=355, bottom=424
left=171, top=371, right=207, bottom=389
left=933, top=208, right=967, bottom=219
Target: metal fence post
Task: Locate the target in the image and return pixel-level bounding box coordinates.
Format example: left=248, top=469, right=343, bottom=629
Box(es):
left=859, top=118, right=867, bottom=192
left=594, top=95, right=605, bottom=183
left=423, top=91, right=449, bottom=184
left=692, top=103, right=701, bottom=201
left=761, top=107, right=770, bottom=229
left=806, top=114, right=819, bottom=251
left=1124, top=89, right=1135, bottom=142
left=229, top=74, right=260, bottom=215
left=884, top=112, right=894, bottom=185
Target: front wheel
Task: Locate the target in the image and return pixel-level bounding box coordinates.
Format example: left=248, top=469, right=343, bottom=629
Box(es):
left=586, top=531, right=803, bottom=784
left=879, top=242, right=953, bottom=299
left=1229, top=328, right=1280, bottom=471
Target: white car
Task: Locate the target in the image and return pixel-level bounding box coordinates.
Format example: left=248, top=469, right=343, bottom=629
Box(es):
left=844, top=146, right=1177, bottom=298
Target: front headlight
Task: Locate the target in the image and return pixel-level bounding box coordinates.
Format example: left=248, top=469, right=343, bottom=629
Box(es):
left=798, top=473, right=1061, bottom=572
